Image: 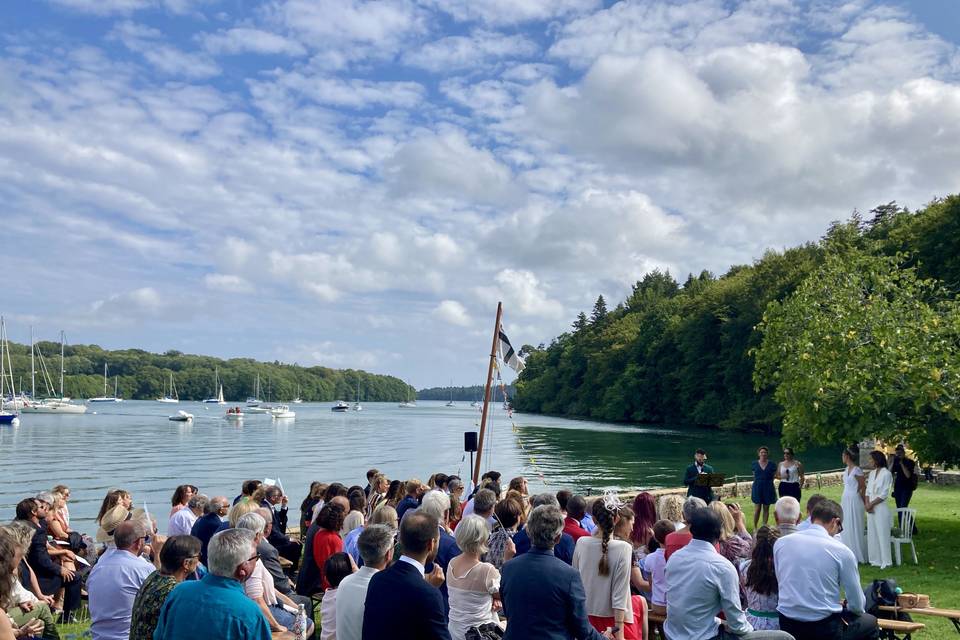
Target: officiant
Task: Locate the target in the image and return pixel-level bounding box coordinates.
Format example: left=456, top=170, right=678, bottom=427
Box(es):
left=683, top=448, right=716, bottom=503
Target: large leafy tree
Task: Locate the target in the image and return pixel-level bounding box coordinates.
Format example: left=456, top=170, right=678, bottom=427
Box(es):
left=754, top=249, right=960, bottom=464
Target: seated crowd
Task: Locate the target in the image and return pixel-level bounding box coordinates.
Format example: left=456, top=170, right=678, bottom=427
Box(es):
left=1, top=469, right=881, bottom=640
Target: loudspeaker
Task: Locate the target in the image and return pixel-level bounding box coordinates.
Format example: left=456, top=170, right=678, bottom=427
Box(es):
left=464, top=431, right=478, bottom=452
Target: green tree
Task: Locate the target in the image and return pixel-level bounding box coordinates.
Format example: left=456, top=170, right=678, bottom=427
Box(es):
left=754, top=249, right=960, bottom=464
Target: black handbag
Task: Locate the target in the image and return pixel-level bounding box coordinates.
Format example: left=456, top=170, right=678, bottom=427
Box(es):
left=465, top=623, right=505, bottom=640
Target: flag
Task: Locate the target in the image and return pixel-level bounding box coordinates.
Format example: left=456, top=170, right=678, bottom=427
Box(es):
left=498, top=326, right=525, bottom=373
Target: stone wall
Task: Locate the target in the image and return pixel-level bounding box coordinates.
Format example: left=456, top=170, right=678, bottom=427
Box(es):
left=605, top=471, right=846, bottom=502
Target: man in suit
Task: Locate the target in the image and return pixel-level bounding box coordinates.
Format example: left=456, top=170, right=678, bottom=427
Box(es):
left=683, top=448, right=716, bottom=503
left=513, top=493, right=576, bottom=564
left=261, top=484, right=302, bottom=571
left=362, top=511, right=450, bottom=640
left=17, top=498, right=83, bottom=622
left=501, top=504, right=612, bottom=640
left=190, top=495, right=229, bottom=565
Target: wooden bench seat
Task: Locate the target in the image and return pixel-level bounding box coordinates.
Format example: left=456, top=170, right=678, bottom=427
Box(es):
left=877, top=618, right=925, bottom=640
left=879, top=605, right=960, bottom=634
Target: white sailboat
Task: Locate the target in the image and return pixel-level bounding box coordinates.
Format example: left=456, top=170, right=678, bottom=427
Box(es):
left=353, top=379, right=362, bottom=411
left=446, top=381, right=455, bottom=407
left=203, top=367, right=225, bottom=404
left=0, top=317, right=20, bottom=426
left=246, top=373, right=262, bottom=407
left=399, top=388, right=416, bottom=408
left=157, top=372, right=179, bottom=403
left=292, top=384, right=303, bottom=404
left=20, top=331, right=87, bottom=414
left=89, top=364, right=122, bottom=402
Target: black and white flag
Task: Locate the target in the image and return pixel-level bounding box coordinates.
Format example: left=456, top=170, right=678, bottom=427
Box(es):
left=498, top=327, right=525, bottom=373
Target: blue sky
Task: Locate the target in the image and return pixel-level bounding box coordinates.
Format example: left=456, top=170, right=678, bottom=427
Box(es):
left=2, top=0, right=959, bottom=387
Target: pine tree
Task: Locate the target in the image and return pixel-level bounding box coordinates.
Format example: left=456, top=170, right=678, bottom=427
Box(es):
left=590, top=295, right=608, bottom=325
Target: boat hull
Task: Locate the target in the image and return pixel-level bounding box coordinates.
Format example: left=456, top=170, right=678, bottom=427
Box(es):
left=156, top=398, right=179, bottom=403
left=20, top=402, right=87, bottom=414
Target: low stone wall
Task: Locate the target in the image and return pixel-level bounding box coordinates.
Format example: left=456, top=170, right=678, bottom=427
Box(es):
left=935, top=470, right=960, bottom=486
left=604, top=471, right=846, bottom=502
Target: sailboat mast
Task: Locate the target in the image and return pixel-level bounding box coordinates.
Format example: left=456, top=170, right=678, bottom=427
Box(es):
left=59, top=331, right=65, bottom=399
left=30, top=327, right=35, bottom=399
left=473, top=302, right=502, bottom=487
left=103, top=363, right=108, bottom=395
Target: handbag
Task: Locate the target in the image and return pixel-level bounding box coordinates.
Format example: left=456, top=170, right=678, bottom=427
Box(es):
left=465, top=622, right=505, bottom=640
left=897, top=593, right=930, bottom=608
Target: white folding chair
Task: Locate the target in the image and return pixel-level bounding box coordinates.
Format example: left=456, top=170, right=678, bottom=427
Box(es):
left=892, top=507, right=918, bottom=565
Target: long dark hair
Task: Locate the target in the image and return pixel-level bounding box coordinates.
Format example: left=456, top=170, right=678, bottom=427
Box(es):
left=96, top=489, right=128, bottom=523
left=870, top=451, right=887, bottom=470
left=171, top=484, right=194, bottom=508
left=592, top=499, right=616, bottom=577
left=745, top=526, right=779, bottom=596
left=384, top=480, right=404, bottom=505
left=630, top=492, right=656, bottom=547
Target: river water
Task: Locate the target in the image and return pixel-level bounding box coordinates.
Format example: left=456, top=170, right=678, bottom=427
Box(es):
left=0, top=400, right=841, bottom=536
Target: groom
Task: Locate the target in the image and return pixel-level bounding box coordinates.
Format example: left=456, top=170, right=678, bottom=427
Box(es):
left=683, top=448, right=716, bottom=503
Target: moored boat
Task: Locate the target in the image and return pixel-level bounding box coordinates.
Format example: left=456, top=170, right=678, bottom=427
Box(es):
left=168, top=410, right=193, bottom=422
left=332, top=401, right=349, bottom=412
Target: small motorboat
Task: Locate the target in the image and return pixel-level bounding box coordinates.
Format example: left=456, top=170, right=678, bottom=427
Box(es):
left=168, top=410, right=193, bottom=422
left=246, top=405, right=272, bottom=414
left=331, top=401, right=350, bottom=412
left=270, top=404, right=295, bottom=419
left=225, top=407, right=244, bottom=419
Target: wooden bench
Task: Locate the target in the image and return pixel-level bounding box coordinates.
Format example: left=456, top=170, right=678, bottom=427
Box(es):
left=877, top=618, right=926, bottom=640
left=880, top=606, right=960, bottom=634
left=647, top=610, right=666, bottom=640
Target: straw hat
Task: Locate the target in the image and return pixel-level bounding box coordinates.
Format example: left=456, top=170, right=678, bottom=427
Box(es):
left=95, top=505, right=130, bottom=543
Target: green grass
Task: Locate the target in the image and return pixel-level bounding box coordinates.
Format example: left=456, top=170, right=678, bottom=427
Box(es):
left=52, top=484, right=960, bottom=640
left=732, top=483, right=960, bottom=640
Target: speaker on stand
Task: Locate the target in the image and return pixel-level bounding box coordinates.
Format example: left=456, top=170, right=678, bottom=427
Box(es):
left=464, top=431, right=478, bottom=487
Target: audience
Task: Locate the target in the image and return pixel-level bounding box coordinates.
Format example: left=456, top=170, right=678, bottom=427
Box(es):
left=487, top=496, right=522, bottom=569
left=341, top=490, right=366, bottom=537
left=664, top=496, right=707, bottom=560
left=796, top=494, right=826, bottom=531
left=2, top=521, right=60, bottom=640
left=362, top=511, right=450, bottom=640
left=501, top=504, right=611, bottom=640
left=320, top=552, right=355, bottom=640
left=336, top=524, right=395, bottom=640
left=167, top=493, right=206, bottom=536
left=87, top=520, right=158, bottom=640
left=366, top=474, right=389, bottom=517
left=0, top=527, right=44, bottom=640
left=447, top=515, right=503, bottom=640
left=470, top=488, right=497, bottom=527
left=573, top=497, right=644, bottom=640
left=739, top=526, right=781, bottom=631
left=709, top=501, right=753, bottom=563
left=774, top=499, right=878, bottom=640
left=190, top=495, right=229, bottom=565
left=129, top=535, right=201, bottom=640
left=642, top=520, right=675, bottom=616
left=300, top=482, right=326, bottom=532
left=234, top=479, right=262, bottom=506
left=396, top=479, right=424, bottom=520
left=611, top=505, right=650, bottom=595
left=629, top=492, right=657, bottom=551
left=513, top=493, right=576, bottom=564
left=564, top=495, right=592, bottom=541
left=666, top=507, right=791, bottom=640
left=656, top=494, right=685, bottom=529
left=154, top=528, right=271, bottom=639
left=344, top=505, right=398, bottom=565
left=419, top=489, right=463, bottom=615
left=260, top=485, right=303, bottom=572
left=17, top=498, right=82, bottom=623
left=773, top=497, right=801, bottom=537
left=303, top=501, right=346, bottom=594
left=168, top=485, right=197, bottom=518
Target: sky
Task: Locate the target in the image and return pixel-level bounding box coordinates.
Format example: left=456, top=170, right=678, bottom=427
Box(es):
left=2, top=0, right=959, bottom=388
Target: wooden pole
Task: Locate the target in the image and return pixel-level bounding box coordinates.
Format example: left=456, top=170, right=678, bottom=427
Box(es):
left=473, top=302, right=503, bottom=488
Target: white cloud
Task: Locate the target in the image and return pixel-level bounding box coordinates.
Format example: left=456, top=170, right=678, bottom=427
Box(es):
left=434, top=300, right=471, bottom=326
left=476, top=269, right=565, bottom=319
left=111, top=22, right=220, bottom=78
left=203, top=28, right=307, bottom=56
left=404, top=30, right=539, bottom=72
left=47, top=0, right=153, bottom=14
left=204, top=273, right=254, bottom=293
left=422, top=0, right=600, bottom=26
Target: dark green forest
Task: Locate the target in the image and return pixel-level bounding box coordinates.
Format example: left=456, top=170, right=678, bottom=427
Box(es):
left=513, top=196, right=960, bottom=462
left=416, top=384, right=515, bottom=401
left=3, top=343, right=413, bottom=403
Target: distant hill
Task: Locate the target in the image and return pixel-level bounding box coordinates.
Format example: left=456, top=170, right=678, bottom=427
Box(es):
left=2, top=341, right=413, bottom=402
left=417, top=384, right=515, bottom=401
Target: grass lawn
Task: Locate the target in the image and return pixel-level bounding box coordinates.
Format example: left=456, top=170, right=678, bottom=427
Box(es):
left=731, top=482, right=960, bottom=640
left=55, top=483, right=960, bottom=640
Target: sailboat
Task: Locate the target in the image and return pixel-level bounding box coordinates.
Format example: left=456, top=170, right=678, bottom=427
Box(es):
left=246, top=373, right=262, bottom=407
left=20, top=331, right=87, bottom=414
left=292, top=384, right=303, bottom=404
left=446, top=381, right=455, bottom=407
left=89, top=363, right=122, bottom=402
left=0, top=317, right=20, bottom=425
left=157, top=372, right=179, bottom=403
left=353, top=379, right=362, bottom=411
left=202, top=367, right=225, bottom=404
left=398, top=388, right=416, bottom=408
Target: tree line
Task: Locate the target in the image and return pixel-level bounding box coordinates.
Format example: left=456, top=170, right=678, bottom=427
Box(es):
left=3, top=343, right=414, bottom=403
left=416, top=384, right=515, bottom=401
left=514, top=196, right=960, bottom=464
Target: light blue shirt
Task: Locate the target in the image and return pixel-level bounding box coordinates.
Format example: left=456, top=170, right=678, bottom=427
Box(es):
left=343, top=525, right=363, bottom=564
left=153, top=573, right=271, bottom=640
left=87, top=548, right=156, bottom=640
left=665, top=539, right=753, bottom=640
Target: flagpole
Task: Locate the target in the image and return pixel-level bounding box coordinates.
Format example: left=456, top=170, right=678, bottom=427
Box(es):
left=473, top=302, right=502, bottom=488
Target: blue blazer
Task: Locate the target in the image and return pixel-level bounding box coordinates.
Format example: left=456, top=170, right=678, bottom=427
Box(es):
left=501, top=547, right=606, bottom=640
left=425, top=528, right=461, bottom=616
left=190, top=512, right=223, bottom=565
left=513, top=527, right=575, bottom=564
left=362, top=559, right=451, bottom=640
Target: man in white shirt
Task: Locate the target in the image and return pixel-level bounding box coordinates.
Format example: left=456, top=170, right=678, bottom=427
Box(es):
left=336, top=524, right=394, bottom=640
left=666, top=508, right=791, bottom=640
left=775, top=499, right=878, bottom=640
left=774, top=496, right=801, bottom=536
left=167, top=494, right=206, bottom=536
left=87, top=520, right=158, bottom=640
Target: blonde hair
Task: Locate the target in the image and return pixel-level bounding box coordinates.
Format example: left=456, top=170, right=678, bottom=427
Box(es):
left=454, top=515, right=489, bottom=555
left=228, top=500, right=260, bottom=527
left=709, top=501, right=736, bottom=541
left=657, top=494, right=684, bottom=524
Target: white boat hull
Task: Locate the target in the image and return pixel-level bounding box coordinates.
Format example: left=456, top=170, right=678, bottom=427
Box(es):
left=88, top=397, right=122, bottom=403
left=156, top=397, right=179, bottom=403
left=20, top=401, right=87, bottom=414
left=169, top=411, right=193, bottom=422
left=272, top=412, right=295, bottom=419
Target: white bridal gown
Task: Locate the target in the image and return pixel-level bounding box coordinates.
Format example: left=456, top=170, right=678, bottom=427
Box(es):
left=840, top=466, right=867, bottom=563
left=866, top=467, right=893, bottom=569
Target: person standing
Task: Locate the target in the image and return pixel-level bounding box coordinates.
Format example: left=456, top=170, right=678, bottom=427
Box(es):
left=751, top=447, right=777, bottom=529
left=839, top=448, right=866, bottom=563
left=865, top=451, right=893, bottom=569
left=889, top=444, right=918, bottom=533
left=683, top=449, right=715, bottom=503
left=775, top=448, right=804, bottom=501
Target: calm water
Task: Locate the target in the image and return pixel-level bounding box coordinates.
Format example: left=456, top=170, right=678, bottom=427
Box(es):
left=0, top=400, right=841, bottom=536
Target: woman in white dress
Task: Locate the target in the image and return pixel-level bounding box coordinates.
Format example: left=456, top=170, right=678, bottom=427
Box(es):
left=447, top=515, right=503, bottom=640
left=865, top=450, right=893, bottom=569
left=840, top=448, right=867, bottom=563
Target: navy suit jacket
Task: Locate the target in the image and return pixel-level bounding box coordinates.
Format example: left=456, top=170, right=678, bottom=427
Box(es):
left=513, top=526, right=575, bottom=564
left=190, top=512, right=223, bottom=565
left=362, top=559, right=451, bottom=640
left=424, top=528, right=461, bottom=615
left=683, top=462, right=716, bottom=502
left=501, top=547, right=606, bottom=640
left=396, top=495, right=420, bottom=521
